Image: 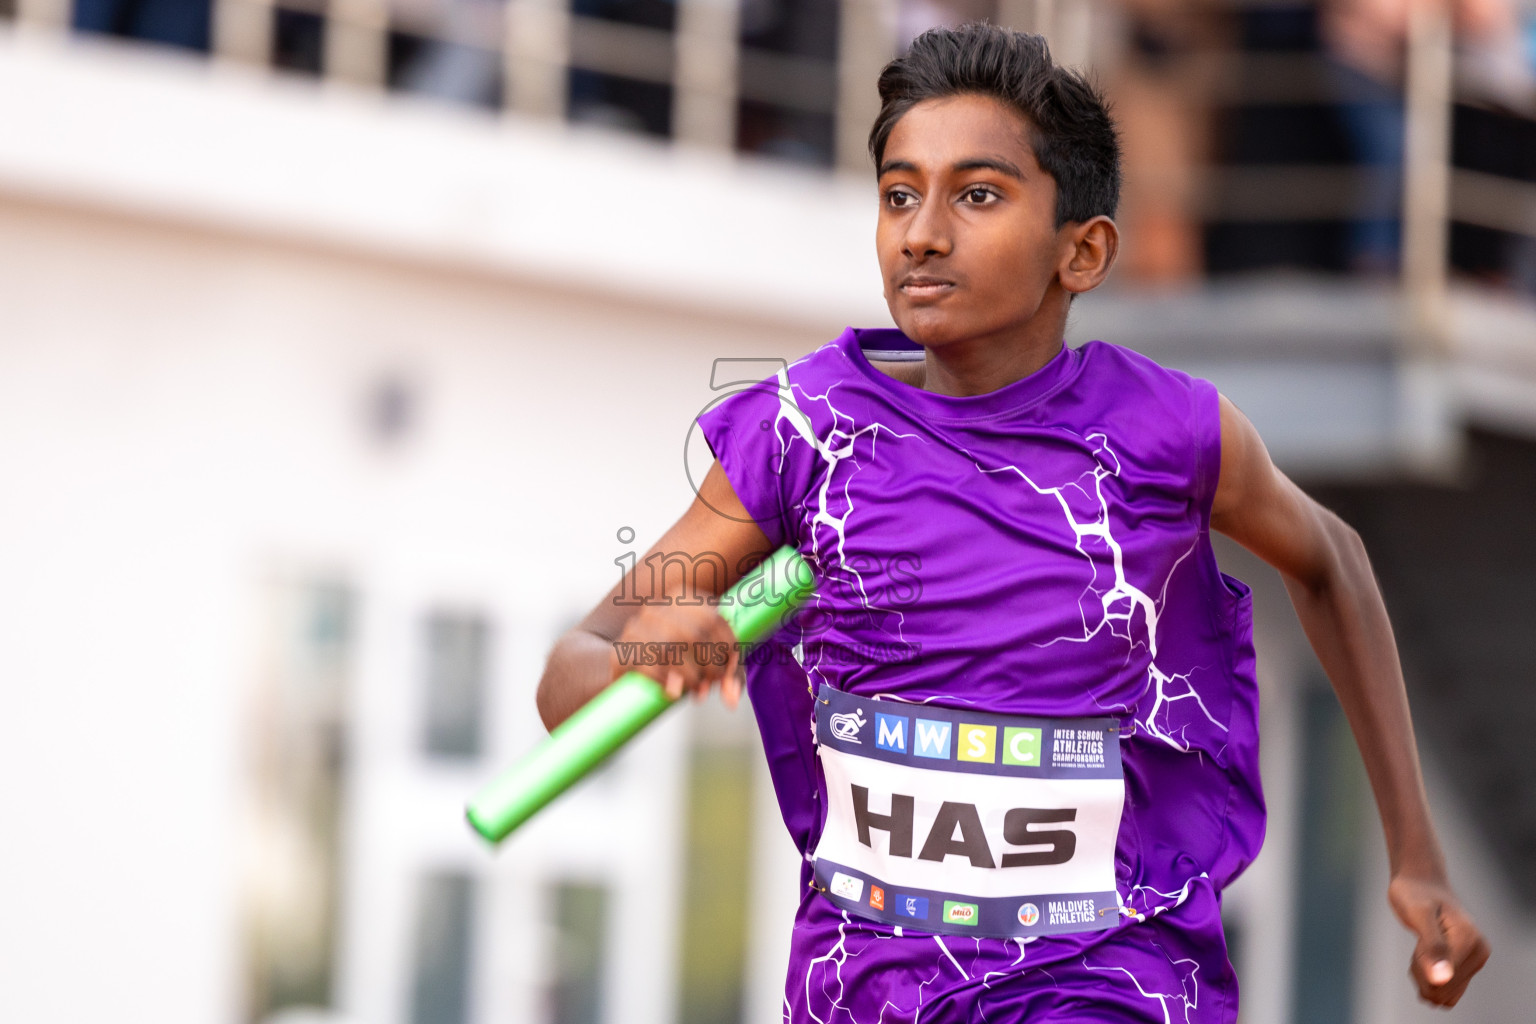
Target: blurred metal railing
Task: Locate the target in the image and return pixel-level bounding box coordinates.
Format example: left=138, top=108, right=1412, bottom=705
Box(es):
left=1402, top=0, right=1454, bottom=355
left=201, top=0, right=875, bottom=162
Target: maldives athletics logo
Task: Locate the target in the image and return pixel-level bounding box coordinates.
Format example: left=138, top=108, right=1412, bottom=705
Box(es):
left=1017, top=902, right=1040, bottom=927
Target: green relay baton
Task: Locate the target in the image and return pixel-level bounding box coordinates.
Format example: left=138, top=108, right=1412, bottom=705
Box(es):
left=465, top=545, right=814, bottom=844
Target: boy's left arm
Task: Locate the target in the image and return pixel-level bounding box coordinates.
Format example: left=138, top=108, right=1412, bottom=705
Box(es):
left=1209, top=393, right=1491, bottom=1008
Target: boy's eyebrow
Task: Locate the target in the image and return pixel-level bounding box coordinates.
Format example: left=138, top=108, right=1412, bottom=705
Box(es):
left=877, top=157, right=1027, bottom=180
left=952, top=157, right=1026, bottom=180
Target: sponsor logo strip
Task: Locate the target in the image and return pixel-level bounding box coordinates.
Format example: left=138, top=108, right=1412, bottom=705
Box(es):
left=815, top=684, right=1120, bottom=780
left=812, top=859, right=1119, bottom=939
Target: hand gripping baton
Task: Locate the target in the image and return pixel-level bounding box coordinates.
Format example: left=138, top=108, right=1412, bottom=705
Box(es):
left=465, top=545, right=813, bottom=844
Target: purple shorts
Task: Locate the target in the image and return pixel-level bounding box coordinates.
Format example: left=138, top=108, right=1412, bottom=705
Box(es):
left=783, top=877, right=1238, bottom=1023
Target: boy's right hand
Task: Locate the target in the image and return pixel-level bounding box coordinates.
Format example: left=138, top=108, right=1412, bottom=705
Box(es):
left=610, top=601, right=746, bottom=710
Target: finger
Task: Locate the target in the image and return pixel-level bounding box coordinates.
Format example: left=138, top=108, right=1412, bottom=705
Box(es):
left=665, top=669, right=684, bottom=701
left=683, top=650, right=709, bottom=701
left=722, top=641, right=742, bottom=710
left=1444, top=937, right=1491, bottom=1006
left=709, top=616, right=737, bottom=679
left=1460, top=934, right=1491, bottom=978
left=1408, top=932, right=1446, bottom=996
left=1435, top=914, right=1490, bottom=1007
left=1413, top=945, right=1455, bottom=1002
left=723, top=639, right=741, bottom=688
left=1429, top=952, right=1476, bottom=1009
left=1410, top=904, right=1458, bottom=1004
left=1434, top=971, right=1471, bottom=1008
left=1422, top=904, right=1453, bottom=974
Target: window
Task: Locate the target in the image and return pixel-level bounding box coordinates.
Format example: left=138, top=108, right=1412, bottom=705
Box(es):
left=736, top=0, right=839, bottom=166
left=423, top=611, right=491, bottom=759
left=546, top=881, right=609, bottom=1024
left=1288, top=680, right=1366, bottom=1024
left=72, top=0, right=212, bottom=52
left=410, top=871, right=477, bottom=1024
left=676, top=743, right=754, bottom=1024
left=272, top=6, right=325, bottom=76
left=242, top=578, right=354, bottom=1022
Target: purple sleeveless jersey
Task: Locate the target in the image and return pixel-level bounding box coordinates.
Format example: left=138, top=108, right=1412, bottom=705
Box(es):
left=697, top=328, right=1262, bottom=1023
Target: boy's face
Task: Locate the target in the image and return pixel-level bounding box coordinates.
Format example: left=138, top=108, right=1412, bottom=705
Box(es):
left=875, top=93, right=1080, bottom=352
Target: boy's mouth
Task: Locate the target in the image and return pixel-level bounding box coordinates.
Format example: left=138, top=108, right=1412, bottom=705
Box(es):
left=899, top=274, right=956, bottom=299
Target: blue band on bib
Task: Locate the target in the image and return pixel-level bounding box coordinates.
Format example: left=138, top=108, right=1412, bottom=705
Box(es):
left=815, top=684, right=1122, bottom=780
left=814, top=858, right=1120, bottom=937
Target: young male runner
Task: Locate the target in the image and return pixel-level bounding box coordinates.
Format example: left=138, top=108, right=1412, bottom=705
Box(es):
left=537, top=24, right=1488, bottom=1022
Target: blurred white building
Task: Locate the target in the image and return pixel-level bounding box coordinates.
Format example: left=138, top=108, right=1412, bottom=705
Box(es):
left=1, top=4, right=1534, bottom=1024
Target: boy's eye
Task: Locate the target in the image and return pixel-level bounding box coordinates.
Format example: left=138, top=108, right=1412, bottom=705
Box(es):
left=884, top=188, right=919, bottom=209
left=962, top=187, right=998, bottom=204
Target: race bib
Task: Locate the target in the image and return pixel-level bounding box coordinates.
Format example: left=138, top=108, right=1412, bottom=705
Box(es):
left=811, top=684, right=1124, bottom=938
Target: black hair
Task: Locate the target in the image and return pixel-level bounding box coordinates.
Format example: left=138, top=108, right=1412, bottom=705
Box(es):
left=868, top=23, right=1121, bottom=227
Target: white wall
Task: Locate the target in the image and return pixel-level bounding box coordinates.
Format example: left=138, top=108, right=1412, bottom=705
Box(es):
left=0, top=180, right=835, bottom=1023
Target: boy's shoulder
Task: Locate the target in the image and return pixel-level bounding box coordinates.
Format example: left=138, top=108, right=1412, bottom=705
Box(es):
left=1075, top=337, right=1196, bottom=379
left=1074, top=339, right=1215, bottom=408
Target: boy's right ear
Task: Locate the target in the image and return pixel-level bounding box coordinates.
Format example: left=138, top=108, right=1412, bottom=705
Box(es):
left=1059, top=216, right=1119, bottom=295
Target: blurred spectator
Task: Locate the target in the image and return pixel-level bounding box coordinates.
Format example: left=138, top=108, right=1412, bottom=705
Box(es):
left=1321, top=0, right=1525, bottom=274
left=567, top=0, right=675, bottom=135
left=73, top=0, right=211, bottom=51
left=389, top=34, right=502, bottom=111
left=1107, top=0, right=1226, bottom=283
left=382, top=0, right=505, bottom=109
left=1456, top=0, right=1533, bottom=106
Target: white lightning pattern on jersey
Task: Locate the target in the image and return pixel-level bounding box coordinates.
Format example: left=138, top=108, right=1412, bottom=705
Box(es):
left=966, top=432, right=1227, bottom=753
left=770, top=364, right=924, bottom=690
left=1084, top=952, right=1204, bottom=1024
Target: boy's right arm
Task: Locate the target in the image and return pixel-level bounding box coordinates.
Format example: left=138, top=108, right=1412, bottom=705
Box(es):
left=535, top=460, right=777, bottom=731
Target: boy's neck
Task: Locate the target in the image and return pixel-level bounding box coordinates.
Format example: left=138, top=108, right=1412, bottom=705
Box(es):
left=911, top=312, right=1069, bottom=398
left=920, top=337, right=1064, bottom=398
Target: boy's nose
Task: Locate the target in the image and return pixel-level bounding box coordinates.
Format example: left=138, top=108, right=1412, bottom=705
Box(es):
left=902, top=204, right=952, bottom=260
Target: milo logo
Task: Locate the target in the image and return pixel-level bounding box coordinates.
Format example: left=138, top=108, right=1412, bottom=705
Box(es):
left=942, top=901, right=978, bottom=926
